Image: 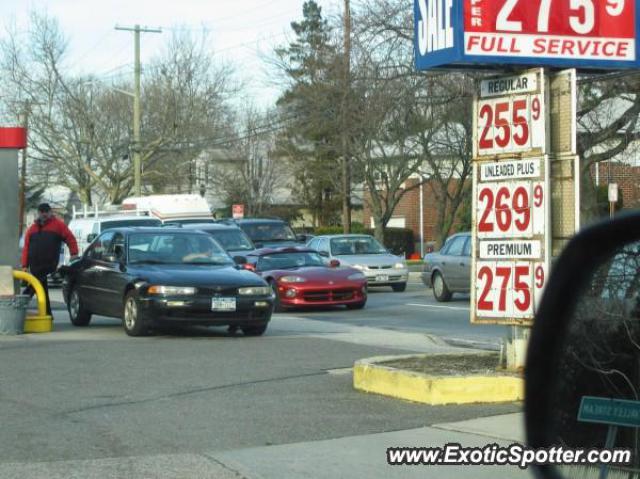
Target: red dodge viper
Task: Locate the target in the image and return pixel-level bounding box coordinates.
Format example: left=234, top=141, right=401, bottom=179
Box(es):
left=243, top=247, right=367, bottom=311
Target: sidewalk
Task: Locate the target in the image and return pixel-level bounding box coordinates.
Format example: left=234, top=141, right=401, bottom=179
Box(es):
left=0, top=413, right=529, bottom=478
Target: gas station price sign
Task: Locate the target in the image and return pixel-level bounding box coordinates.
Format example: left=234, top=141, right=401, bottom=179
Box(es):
left=472, top=157, right=550, bottom=322
left=475, top=70, right=547, bottom=157
left=415, top=0, right=640, bottom=71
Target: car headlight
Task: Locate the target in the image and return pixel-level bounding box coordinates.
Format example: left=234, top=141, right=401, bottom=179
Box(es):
left=348, top=272, right=366, bottom=280
left=238, top=286, right=271, bottom=295
left=280, top=276, right=306, bottom=283
left=351, top=264, right=366, bottom=271
left=395, top=262, right=406, bottom=269
left=147, top=285, right=196, bottom=295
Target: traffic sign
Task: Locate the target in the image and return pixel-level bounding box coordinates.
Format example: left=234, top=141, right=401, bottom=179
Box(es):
left=232, top=204, right=245, bottom=219
left=579, top=396, right=640, bottom=428
left=415, top=0, right=640, bottom=71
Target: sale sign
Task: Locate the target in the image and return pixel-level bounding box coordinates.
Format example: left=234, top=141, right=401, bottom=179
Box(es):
left=415, top=0, right=640, bottom=70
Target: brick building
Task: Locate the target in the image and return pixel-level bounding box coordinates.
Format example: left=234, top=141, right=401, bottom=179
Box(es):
left=362, top=178, right=466, bottom=253
left=590, top=161, right=640, bottom=210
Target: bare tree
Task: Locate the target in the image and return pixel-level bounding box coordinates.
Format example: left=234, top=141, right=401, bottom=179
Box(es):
left=210, top=108, right=287, bottom=217
left=0, top=15, right=237, bottom=205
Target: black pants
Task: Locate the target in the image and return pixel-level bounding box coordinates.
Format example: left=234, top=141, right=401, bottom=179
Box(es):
left=22, top=270, right=52, bottom=316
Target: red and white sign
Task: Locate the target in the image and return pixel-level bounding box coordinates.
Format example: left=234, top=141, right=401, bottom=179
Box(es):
left=476, top=180, right=546, bottom=238
left=475, top=260, right=547, bottom=318
left=472, top=155, right=550, bottom=323
left=232, top=204, right=245, bottom=219
left=464, top=0, right=636, bottom=62
left=476, top=72, right=546, bottom=156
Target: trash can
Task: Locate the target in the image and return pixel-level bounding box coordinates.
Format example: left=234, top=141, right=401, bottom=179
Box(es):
left=0, top=295, right=29, bottom=335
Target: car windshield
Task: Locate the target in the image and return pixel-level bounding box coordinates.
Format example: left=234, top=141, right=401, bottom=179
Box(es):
left=257, top=251, right=324, bottom=270
left=128, top=233, right=233, bottom=265
left=330, top=237, right=387, bottom=255
left=241, top=223, right=297, bottom=242
left=207, top=230, right=254, bottom=251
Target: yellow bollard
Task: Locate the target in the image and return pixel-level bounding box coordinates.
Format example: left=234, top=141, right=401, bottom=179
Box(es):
left=12, top=270, right=53, bottom=333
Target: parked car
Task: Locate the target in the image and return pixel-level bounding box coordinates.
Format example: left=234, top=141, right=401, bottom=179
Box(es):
left=181, top=223, right=256, bottom=257
left=61, top=227, right=274, bottom=336
left=243, top=247, right=367, bottom=311
left=221, top=218, right=309, bottom=248
left=306, top=234, right=408, bottom=292
left=422, top=232, right=471, bottom=302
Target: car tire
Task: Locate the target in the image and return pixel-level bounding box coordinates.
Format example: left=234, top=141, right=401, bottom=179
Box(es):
left=432, top=272, right=452, bottom=302
left=346, top=301, right=366, bottom=310
left=123, top=291, right=149, bottom=337
left=242, top=324, right=268, bottom=336
left=270, top=280, right=284, bottom=313
left=391, top=282, right=407, bottom=293
left=68, top=286, right=92, bottom=326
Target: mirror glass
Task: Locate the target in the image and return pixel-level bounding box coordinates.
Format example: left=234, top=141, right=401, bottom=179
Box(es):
left=546, top=240, right=640, bottom=474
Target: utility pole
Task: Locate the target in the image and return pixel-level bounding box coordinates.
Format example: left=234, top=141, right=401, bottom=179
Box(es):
left=115, top=24, right=162, bottom=196
left=18, top=104, right=29, bottom=237
left=341, top=0, right=352, bottom=233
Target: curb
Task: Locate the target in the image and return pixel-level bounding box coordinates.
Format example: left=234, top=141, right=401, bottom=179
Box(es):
left=353, top=354, right=524, bottom=406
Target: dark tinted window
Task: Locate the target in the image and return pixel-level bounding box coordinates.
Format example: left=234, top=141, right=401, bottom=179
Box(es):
left=206, top=229, right=254, bottom=251
left=257, top=252, right=324, bottom=271
left=86, top=231, right=115, bottom=260
left=240, top=223, right=296, bottom=241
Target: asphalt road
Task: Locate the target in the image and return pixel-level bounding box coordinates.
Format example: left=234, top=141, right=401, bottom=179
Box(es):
left=280, top=278, right=508, bottom=350
left=0, top=287, right=520, bottom=469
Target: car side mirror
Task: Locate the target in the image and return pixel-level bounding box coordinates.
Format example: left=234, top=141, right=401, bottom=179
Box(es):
left=254, top=242, right=264, bottom=249
left=233, top=256, right=247, bottom=265
left=329, top=259, right=340, bottom=268
left=526, top=213, right=640, bottom=478
left=86, top=233, right=97, bottom=243
left=296, top=234, right=307, bottom=242
left=103, top=254, right=119, bottom=263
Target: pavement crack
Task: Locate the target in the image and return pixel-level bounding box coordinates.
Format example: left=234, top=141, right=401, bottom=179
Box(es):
left=200, top=453, right=250, bottom=479
left=62, top=371, right=328, bottom=415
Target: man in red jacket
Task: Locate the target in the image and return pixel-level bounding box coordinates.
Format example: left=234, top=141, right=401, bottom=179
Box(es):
left=21, top=203, right=80, bottom=318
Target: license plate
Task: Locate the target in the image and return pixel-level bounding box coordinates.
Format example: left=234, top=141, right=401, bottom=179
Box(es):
left=211, top=297, right=236, bottom=311
left=376, top=275, right=389, bottom=282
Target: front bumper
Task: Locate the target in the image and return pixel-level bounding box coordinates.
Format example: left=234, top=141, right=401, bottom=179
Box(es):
left=279, top=286, right=367, bottom=308
left=362, top=268, right=408, bottom=286
left=138, top=295, right=274, bottom=325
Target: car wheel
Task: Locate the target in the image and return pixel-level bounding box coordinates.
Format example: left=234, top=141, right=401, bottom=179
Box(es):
left=242, top=324, right=268, bottom=336
left=270, top=280, right=284, bottom=313
left=123, top=291, right=149, bottom=337
left=346, top=301, right=366, bottom=310
left=432, top=272, right=452, bottom=302
left=391, top=282, right=407, bottom=293
left=68, top=286, right=92, bottom=326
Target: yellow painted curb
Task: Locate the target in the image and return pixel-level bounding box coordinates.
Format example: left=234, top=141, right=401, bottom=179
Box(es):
left=353, top=354, right=524, bottom=405
left=24, top=315, right=53, bottom=333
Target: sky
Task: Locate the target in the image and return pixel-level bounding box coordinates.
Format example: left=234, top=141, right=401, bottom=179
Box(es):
left=0, top=0, right=342, bottom=109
